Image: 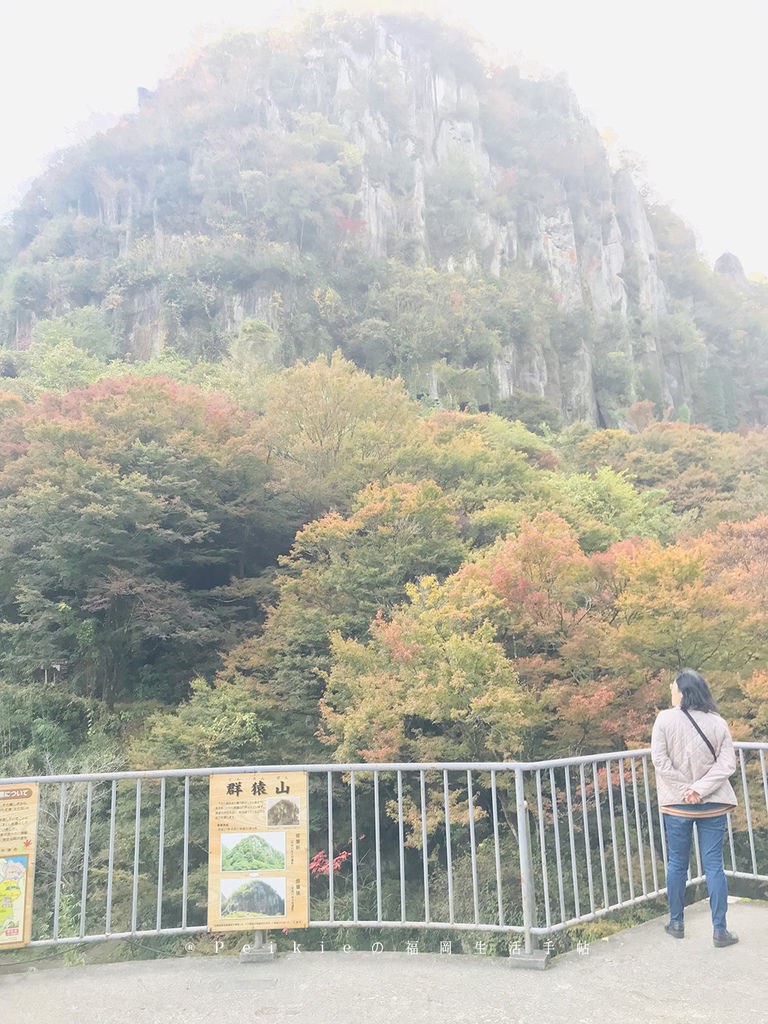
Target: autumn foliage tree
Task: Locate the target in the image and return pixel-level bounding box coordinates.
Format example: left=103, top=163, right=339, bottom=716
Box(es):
left=0, top=376, right=289, bottom=704
left=256, top=350, right=417, bottom=517
left=154, top=479, right=470, bottom=765
left=0, top=352, right=764, bottom=776
left=320, top=511, right=768, bottom=762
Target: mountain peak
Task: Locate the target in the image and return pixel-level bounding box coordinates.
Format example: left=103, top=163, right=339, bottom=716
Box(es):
left=1, top=11, right=766, bottom=429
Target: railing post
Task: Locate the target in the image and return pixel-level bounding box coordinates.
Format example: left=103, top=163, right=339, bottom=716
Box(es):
left=515, top=770, right=536, bottom=953
left=512, top=769, right=549, bottom=969
left=240, top=929, right=275, bottom=962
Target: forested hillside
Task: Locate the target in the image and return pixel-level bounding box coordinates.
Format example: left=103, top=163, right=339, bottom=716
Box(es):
left=1, top=12, right=767, bottom=779
left=1, top=348, right=767, bottom=776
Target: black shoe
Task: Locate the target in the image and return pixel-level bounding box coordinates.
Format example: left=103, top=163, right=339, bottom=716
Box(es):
left=665, top=921, right=684, bottom=938
left=713, top=930, right=739, bottom=947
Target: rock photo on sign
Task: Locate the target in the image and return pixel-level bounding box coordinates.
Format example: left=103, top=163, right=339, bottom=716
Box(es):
left=220, top=877, right=286, bottom=918
left=266, top=796, right=300, bottom=827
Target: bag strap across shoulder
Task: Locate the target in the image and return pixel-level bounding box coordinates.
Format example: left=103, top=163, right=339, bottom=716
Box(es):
left=682, top=708, right=718, bottom=762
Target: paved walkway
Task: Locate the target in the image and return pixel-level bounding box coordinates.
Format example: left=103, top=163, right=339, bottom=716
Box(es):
left=3, top=899, right=767, bottom=1024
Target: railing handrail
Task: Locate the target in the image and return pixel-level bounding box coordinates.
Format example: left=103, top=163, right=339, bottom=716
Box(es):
left=0, top=748, right=666, bottom=786
left=6, top=744, right=768, bottom=786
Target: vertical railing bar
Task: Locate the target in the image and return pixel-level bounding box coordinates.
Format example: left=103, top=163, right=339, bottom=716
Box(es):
left=641, top=754, right=660, bottom=893
left=760, top=751, right=768, bottom=876
left=549, top=767, right=566, bottom=923
left=726, top=814, right=736, bottom=873
left=618, top=757, right=635, bottom=900
left=515, top=769, right=536, bottom=955
left=535, top=770, right=551, bottom=929
left=592, top=763, right=609, bottom=910
left=374, top=770, right=382, bottom=922
left=563, top=766, right=580, bottom=918
left=605, top=760, right=623, bottom=904
left=443, top=770, right=454, bottom=924
left=181, top=776, right=189, bottom=930
left=397, top=770, right=406, bottom=923
left=738, top=749, right=758, bottom=876
left=327, top=771, right=334, bottom=923
left=31, top=779, right=43, bottom=941
left=692, top=820, right=703, bottom=878
left=579, top=763, right=595, bottom=914
left=630, top=758, right=648, bottom=895
left=131, top=779, right=141, bottom=934
left=419, top=770, right=430, bottom=923
left=79, top=781, right=93, bottom=939
left=657, top=793, right=668, bottom=871
left=491, top=770, right=505, bottom=927
left=53, top=783, right=67, bottom=941
left=467, top=770, right=480, bottom=925
left=156, top=778, right=166, bottom=931
left=106, top=780, right=117, bottom=934
left=350, top=771, right=359, bottom=922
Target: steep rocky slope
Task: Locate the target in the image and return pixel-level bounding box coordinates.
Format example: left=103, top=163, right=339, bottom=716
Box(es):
left=1, top=13, right=766, bottom=427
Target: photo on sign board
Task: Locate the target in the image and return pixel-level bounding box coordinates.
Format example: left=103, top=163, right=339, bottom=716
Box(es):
left=266, top=795, right=300, bottom=827
left=219, top=876, right=286, bottom=918
left=220, top=832, right=286, bottom=872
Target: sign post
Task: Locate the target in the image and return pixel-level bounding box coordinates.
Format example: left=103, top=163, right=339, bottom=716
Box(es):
left=0, top=783, right=39, bottom=950
left=208, top=771, right=309, bottom=936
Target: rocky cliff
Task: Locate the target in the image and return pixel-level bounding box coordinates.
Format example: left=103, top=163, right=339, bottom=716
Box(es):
left=1, top=13, right=766, bottom=427
left=221, top=879, right=285, bottom=918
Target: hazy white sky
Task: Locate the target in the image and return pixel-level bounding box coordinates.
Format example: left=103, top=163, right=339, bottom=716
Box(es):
left=2, top=0, right=765, bottom=272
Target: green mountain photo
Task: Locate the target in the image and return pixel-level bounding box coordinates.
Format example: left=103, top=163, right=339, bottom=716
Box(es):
left=221, top=833, right=285, bottom=871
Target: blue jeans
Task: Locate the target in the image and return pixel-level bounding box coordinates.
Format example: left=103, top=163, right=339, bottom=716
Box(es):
left=664, top=813, right=728, bottom=931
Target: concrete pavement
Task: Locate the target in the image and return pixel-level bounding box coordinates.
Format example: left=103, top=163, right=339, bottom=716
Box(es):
left=3, top=899, right=767, bottom=1024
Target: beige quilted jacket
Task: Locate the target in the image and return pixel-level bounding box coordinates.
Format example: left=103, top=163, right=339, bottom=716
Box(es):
left=651, top=706, right=738, bottom=808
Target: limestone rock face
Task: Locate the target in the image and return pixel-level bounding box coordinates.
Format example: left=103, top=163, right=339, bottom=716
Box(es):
left=221, top=880, right=285, bottom=918
left=309, top=22, right=668, bottom=421
left=15, top=14, right=753, bottom=426
left=613, top=170, right=666, bottom=316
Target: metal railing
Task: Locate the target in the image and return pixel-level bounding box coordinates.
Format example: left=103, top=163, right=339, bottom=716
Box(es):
left=3, top=742, right=768, bottom=956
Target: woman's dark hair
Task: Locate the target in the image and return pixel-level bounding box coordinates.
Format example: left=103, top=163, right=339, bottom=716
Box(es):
left=675, top=668, right=718, bottom=713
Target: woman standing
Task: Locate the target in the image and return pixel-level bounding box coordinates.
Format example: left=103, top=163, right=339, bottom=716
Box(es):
left=651, top=668, right=739, bottom=947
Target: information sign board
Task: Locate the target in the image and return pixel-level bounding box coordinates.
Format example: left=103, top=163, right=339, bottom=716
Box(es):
left=208, top=771, right=309, bottom=932
left=0, top=784, right=39, bottom=949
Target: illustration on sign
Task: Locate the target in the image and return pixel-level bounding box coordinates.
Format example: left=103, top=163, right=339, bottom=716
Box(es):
left=208, top=772, right=309, bottom=932
left=0, top=785, right=39, bottom=949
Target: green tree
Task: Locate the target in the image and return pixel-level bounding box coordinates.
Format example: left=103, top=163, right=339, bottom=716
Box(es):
left=207, top=479, right=467, bottom=761
left=0, top=376, right=288, bottom=704
left=257, top=350, right=417, bottom=516
left=322, top=590, right=529, bottom=763
left=32, top=306, right=119, bottom=359
left=550, top=465, right=685, bottom=551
